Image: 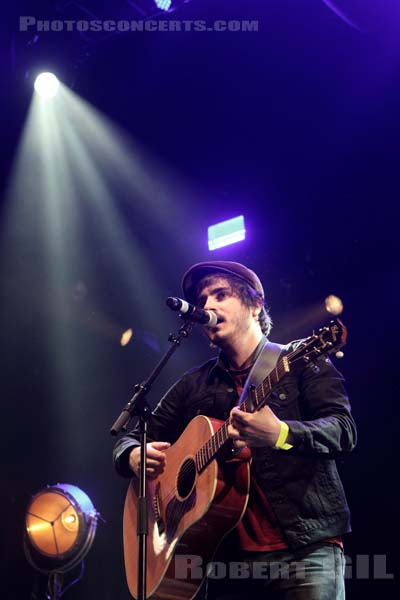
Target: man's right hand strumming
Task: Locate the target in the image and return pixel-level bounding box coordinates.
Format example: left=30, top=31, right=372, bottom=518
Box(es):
left=129, top=441, right=171, bottom=479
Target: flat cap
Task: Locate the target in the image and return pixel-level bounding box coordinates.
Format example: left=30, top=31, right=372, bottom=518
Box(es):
left=182, top=261, right=264, bottom=304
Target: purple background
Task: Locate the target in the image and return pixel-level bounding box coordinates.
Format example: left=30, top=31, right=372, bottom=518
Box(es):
left=1, top=1, right=398, bottom=598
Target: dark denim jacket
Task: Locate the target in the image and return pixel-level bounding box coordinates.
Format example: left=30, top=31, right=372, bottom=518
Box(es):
left=113, top=343, right=357, bottom=549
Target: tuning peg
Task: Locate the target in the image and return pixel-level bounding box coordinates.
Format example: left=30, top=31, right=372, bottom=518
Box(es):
left=335, top=351, right=344, bottom=359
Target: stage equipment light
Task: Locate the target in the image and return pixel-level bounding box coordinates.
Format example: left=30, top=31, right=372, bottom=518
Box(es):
left=208, top=215, right=246, bottom=250
left=155, top=0, right=172, bottom=10
left=325, top=294, right=344, bottom=316
left=34, top=73, right=60, bottom=99
left=24, top=483, right=98, bottom=576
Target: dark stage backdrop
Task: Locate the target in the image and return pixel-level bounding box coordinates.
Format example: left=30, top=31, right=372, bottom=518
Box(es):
left=1, top=1, right=399, bottom=598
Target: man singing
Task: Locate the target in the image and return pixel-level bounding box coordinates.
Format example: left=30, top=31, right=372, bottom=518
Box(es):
left=113, top=261, right=356, bottom=599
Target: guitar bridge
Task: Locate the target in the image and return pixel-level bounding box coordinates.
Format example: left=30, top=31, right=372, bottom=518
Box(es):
left=153, top=482, right=165, bottom=535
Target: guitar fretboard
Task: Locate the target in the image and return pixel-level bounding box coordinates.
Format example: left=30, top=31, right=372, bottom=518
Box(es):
left=193, top=319, right=346, bottom=474
left=195, top=355, right=290, bottom=473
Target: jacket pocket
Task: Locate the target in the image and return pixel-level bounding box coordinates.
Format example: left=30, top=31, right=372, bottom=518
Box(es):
left=268, top=379, right=301, bottom=420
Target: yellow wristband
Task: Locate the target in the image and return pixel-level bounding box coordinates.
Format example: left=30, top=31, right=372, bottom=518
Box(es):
left=275, top=421, right=293, bottom=450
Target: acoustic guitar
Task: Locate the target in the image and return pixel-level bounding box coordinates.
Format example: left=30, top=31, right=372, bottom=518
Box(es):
left=123, top=319, right=347, bottom=599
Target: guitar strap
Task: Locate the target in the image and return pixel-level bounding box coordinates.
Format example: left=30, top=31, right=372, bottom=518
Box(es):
left=240, top=338, right=285, bottom=410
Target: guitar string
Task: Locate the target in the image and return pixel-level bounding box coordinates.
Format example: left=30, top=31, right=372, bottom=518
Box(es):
left=154, top=346, right=313, bottom=509
left=177, top=334, right=326, bottom=478
left=156, top=328, right=342, bottom=511
left=161, top=339, right=326, bottom=503
left=157, top=334, right=335, bottom=509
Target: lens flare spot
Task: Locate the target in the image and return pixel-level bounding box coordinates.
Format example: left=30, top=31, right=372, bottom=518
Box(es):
left=120, top=328, right=133, bottom=346
left=325, top=295, right=343, bottom=316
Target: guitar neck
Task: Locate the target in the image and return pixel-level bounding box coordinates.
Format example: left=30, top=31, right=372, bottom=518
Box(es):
left=195, top=353, right=290, bottom=473
left=194, top=318, right=347, bottom=473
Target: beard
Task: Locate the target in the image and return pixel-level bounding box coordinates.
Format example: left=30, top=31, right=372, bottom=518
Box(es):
left=205, top=307, right=253, bottom=348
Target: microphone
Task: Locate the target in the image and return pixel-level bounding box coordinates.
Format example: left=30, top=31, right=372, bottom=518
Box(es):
left=166, top=297, right=219, bottom=326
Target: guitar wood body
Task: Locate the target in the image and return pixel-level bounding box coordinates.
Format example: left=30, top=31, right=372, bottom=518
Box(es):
left=123, top=415, right=250, bottom=600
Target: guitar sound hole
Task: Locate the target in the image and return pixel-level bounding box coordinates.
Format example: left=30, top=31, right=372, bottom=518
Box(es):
left=177, top=458, right=196, bottom=499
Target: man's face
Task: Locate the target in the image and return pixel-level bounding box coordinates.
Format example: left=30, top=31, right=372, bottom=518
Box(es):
left=197, top=276, right=258, bottom=346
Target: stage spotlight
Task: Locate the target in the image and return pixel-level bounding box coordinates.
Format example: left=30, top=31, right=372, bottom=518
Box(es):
left=208, top=215, right=246, bottom=250
left=325, top=294, right=344, bottom=316
left=155, top=0, right=172, bottom=10
left=34, top=73, right=60, bottom=99
left=24, top=483, right=98, bottom=578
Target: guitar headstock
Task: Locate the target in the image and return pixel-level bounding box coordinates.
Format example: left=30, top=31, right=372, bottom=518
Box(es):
left=290, top=318, right=347, bottom=366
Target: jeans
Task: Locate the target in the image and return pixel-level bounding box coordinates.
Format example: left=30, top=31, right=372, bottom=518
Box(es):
left=205, top=542, right=345, bottom=600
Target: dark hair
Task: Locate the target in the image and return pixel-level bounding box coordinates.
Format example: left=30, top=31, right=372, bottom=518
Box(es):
left=194, top=273, right=272, bottom=336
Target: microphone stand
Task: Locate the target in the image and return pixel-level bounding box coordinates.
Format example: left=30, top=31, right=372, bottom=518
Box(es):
left=110, top=319, right=194, bottom=600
